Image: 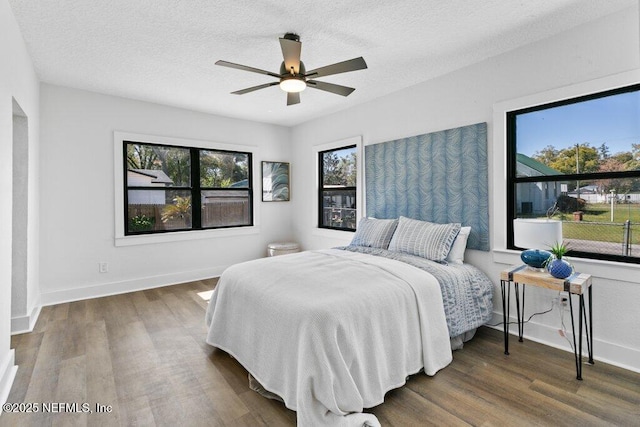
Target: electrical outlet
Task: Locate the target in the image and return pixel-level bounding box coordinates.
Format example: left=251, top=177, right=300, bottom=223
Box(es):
left=99, top=262, right=109, bottom=273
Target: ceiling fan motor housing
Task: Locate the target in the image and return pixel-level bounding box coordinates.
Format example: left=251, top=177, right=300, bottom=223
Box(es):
left=280, top=61, right=306, bottom=76
left=283, top=33, right=300, bottom=42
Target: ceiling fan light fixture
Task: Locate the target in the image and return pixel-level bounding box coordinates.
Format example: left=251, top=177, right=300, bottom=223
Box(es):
left=216, top=33, right=367, bottom=105
left=279, top=76, right=306, bottom=93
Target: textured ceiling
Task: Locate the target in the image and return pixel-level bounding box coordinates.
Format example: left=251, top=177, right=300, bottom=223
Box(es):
left=8, top=0, right=637, bottom=127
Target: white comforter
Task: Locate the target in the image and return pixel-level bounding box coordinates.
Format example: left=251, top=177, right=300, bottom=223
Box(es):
left=205, top=249, right=452, bottom=426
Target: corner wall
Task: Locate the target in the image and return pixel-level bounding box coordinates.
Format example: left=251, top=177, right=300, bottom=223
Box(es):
left=38, top=84, right=293, bottom=305
left=0, top=0, right=40, bottom=407
left=290, top=6, right=640, bottom=372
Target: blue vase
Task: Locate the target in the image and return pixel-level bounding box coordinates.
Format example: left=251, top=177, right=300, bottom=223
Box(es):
left=547, top=258, right=573, bottom=279
left=521, top=249, right=552, bottom=269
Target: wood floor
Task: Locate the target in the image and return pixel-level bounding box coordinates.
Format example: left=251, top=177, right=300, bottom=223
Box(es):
left=2, top=279, right=639, bottom=427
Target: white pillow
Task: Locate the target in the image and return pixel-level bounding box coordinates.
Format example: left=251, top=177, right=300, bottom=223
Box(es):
left=446, top=226, right=471, bottom=264
left=388, top=216, right=461, bottom=262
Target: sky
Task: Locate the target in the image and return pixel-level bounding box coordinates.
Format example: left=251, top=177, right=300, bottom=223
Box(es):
left=516, top=89, right=640, bottom=157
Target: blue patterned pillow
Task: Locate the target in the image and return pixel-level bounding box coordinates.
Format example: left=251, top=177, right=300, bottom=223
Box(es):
left=388, top=216, right=461, bottom=262
left=350, top=217, right=398, bottom=249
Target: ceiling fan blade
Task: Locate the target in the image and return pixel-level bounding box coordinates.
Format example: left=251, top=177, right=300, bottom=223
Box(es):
left=231, top=82, right=279, bottom=95
left=279, top=36, right=302, bottom=75
left=215, top=60, right=280, bottom=79
left=305, top=57, right=367, bottom=79
left=287, top=92, right=301, bottom=106
left=306, top=80, right=355, bottom=97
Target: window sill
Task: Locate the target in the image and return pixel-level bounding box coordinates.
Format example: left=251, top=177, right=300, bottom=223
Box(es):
left=312, top=227, right=355, bottom=241
left=493, top=248, right=640, bottom=284
left=115, top=226, right=260, bottom=247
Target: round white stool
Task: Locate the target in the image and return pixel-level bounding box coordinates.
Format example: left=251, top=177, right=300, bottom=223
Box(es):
left=267, top=242, right=300, bottom=257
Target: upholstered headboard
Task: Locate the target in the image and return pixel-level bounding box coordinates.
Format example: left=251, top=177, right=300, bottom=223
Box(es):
left=365, top=122, right=489, bottom=251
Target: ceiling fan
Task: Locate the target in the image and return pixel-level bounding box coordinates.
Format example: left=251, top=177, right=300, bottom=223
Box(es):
left=216, top=33, right=367, bottom=106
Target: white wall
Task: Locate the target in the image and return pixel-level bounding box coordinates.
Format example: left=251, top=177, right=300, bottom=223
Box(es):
left=0, top=0, right=40, bottom=407
left=38, top=84, right=293, bottom=304
left=291, top=6, right=640, bottom=372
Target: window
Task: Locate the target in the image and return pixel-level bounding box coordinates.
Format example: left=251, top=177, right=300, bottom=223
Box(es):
left=124, top=141, right=252, bottom=235
left=318, top=145, right=357, bottom=231
left=507, top=84, right=640, bottom=263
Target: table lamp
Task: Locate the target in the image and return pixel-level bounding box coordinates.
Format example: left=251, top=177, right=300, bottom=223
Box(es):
left=513, top=218, right=562, bottom=269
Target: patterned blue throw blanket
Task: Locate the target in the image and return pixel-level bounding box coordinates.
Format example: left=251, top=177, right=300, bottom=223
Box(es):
left=335, top=246, right=494, bottom=337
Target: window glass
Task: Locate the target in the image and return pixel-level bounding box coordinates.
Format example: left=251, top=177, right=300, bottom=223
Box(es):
left=200, top=150, right=249, bottom=188
left=201, top=190, right=251, bottom=228
left=124, top=141, right=252, bottom=235
left=321, top=189, right=357, bottom=230
left=322, top=147, right=357, bottom=186
left=516, top=91, right=640, bottom=175
left=319, top=146, right=357, bottom=231
left=126, top=143, right=191, bottom=187
left=508, top=85, right=640, bottom=263
left=127, top=189, right=192, bottom=233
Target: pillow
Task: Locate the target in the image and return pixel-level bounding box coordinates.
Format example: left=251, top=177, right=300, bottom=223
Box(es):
left=446, top=226, right=471, bottom=265
left=388, top=216, right=461, bottom=262
left=350, top=217, right=398, bottom=249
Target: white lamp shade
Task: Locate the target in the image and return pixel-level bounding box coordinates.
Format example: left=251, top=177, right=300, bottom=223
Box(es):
left=513, top=218, right=562, bottom=250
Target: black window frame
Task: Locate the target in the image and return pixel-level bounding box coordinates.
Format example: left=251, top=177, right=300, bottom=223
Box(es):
left=318, top=144, right=357, bottom=232
left=506, top=83, right=640, bottom=264
left=124, top=140, right=253, bottom=236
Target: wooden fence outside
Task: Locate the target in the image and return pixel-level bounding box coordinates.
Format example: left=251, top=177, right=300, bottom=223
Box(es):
left=128, top=200, right=249, bottom=231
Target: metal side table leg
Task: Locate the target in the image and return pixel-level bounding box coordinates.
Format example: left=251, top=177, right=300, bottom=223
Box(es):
left=584, top=285, right=594, bottom=365
left=515, top=283, right=525, bottom=342
left=568, top=295, right=582, bottom=380
left=501, top=280, right=510, bottom=355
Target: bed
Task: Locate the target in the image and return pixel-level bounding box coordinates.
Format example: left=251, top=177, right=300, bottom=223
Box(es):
left=205, top=217, right=493, bottom=426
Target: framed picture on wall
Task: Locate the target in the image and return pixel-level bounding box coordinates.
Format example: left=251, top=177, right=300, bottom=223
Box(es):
left=262, top=161, right=290, bottom=202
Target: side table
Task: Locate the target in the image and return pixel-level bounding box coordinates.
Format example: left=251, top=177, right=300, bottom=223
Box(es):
left=500, top=265, right=594, bottom=380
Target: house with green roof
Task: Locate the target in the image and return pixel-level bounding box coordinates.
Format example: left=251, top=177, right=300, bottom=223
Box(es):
left=516, top=153, right=565, bottom=215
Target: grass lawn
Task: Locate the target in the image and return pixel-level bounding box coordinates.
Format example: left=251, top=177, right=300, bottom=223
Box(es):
left=545, top=203, right=640, bottom=244
left=574, top=203, right=640, bottom=223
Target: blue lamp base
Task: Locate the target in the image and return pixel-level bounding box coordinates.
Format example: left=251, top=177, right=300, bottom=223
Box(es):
left=520, top=249, right=552, bottom=269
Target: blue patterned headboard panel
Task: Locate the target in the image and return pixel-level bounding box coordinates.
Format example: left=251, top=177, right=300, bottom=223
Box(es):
left=365, top=122, right=489, bottom=251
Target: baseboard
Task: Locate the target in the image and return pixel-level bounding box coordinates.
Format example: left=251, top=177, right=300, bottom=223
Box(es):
left=39, top=265, right=226, bottom=307
left=0, top=350, right=17, bottom=411
left=11, top=304, right=42, bottom=335
left=487, top=312, right=640, bottom=374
